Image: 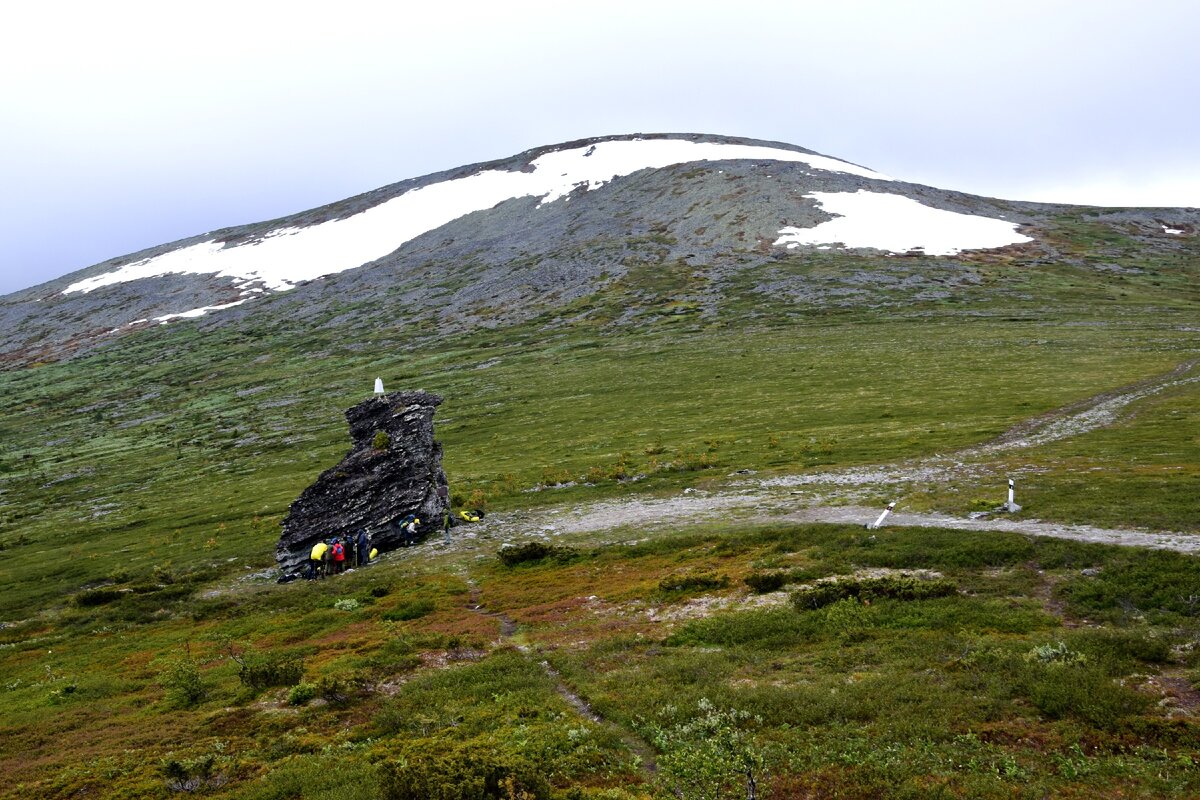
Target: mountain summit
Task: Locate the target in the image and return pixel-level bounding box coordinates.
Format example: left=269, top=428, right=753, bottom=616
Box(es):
left=1, top=133, right=1194, bottom=365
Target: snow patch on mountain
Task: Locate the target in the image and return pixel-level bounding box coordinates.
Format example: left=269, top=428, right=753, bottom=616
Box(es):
left=61, top=139, right=892, bottom=316
left=151, top=299, right=249, bottom=324
left=774, top=191, right=1032, bottom=255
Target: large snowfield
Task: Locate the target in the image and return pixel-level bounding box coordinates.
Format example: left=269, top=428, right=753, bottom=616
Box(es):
left=774, top=191, right=1032, bottom=255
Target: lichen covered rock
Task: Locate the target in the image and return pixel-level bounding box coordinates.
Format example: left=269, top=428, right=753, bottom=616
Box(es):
left=276, top=390, right=449, bottom=578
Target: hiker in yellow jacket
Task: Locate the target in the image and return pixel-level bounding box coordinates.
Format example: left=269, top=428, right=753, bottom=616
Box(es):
left=309, top=541, right=329, bottom=580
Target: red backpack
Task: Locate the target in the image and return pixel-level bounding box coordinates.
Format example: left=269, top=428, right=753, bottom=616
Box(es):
left=332, top=542, right=345, bottom=561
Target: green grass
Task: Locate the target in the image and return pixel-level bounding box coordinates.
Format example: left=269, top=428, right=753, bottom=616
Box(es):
left=0, top=211, right=1198, bottom=797
left=0, top=314, right=1192, bottom=618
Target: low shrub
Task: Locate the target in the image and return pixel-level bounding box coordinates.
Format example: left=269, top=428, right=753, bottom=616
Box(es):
left=817, top=528, right=1036, bottom=570
left=239, top=753, right=377, bottom=799
left=792, top=576, right=958, bottom=611
left=659, top=572, right=730, bottom=595
left=670, top=450, right=719, bottom=472
left=668, top=609, right=821, bottom=649
left=1066, top=628, right=1172, bottom=672
left=497, top=542, right=576, bottom=567
left=364, top=650, right=424, bottom=675
left=383, top=599, right=436, bottom=621
left=190, top=597, right=240, bottom=622
left=287, top=682, right=316, bottom=706
left=875, top=595, right=1052, bottom=634
left=316, top=672, right=364, bottom=704
left=378, top=740, right=550, bottom=800
left=646, top=698, right=765, bottom=800
left=1032, top=538, right=1114, bottom=570
left=823, top=597, right=874, bottom=643
left=47, top=681, right=79, bottom=704
left=744, top=571, right=789, bottom=594
left=1115, top=717, right=1200, bottom=749
left=112, top=589, right=191, bottom=625
left=1023, top=663, right=1152, bottom=728
left=742, top=568, right=819, bottom=594
left=1058, top=550, right=1200, bottom=621
left=1025, top=641, right=1087, bottom=667
left=157, top=652, right=206, bottom=708
left=73, top=587, right=123, bottom=607
left=161, top=754, right=222, bottom=794
left=955, top=642, right=1154, bottom=730
left=236, top=650, right=305, bottom=689
left=359, top=632, right=465, bottom=674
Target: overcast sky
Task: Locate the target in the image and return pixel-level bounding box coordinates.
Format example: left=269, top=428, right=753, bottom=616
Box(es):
left=2, top=0, right=1197, bottom=296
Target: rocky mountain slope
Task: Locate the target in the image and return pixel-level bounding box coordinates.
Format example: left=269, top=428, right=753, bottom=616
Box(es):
left=4, top=133, right=1196, bottom=366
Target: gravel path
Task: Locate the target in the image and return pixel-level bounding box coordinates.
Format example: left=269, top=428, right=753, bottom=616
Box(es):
left=461, top=361, right=1199, bottom=554
left=468, top=494, right=1200, bottom=554
left=968, top=359, right=1199, bottom=454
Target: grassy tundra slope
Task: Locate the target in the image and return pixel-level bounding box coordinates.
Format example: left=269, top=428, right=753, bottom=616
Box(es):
left=0, top=203, right=1198, bottom=797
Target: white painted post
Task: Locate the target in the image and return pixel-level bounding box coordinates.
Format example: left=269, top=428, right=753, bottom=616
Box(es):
left=867, top=501, right=896, bottom=530
left=1008, top=478, right=1015, bottom=507
left=374, top=377, right=385, bottom=396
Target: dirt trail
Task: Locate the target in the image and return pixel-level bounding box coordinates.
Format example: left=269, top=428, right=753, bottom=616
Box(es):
left=464, top=361, right=1199, bottom=554
left=757, top=359, right=1200, bottom=492
left=465, top=586, right=658, bottom=774
left=473, top=495, right=1200, bottom=554
left=969, top=359, right=1199, bottom=454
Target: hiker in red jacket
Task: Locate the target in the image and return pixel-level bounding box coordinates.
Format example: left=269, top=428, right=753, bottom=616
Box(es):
left=331, top=538, right=346, bottom=574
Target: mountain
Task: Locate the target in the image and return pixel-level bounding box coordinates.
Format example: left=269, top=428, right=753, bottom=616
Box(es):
left=2, top=134, right=1200, bottom=798
left=5, top=132, right=1195, bottom=366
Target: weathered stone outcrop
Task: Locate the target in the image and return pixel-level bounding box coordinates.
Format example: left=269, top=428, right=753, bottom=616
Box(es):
left=276, top=390, right=449, bottom=578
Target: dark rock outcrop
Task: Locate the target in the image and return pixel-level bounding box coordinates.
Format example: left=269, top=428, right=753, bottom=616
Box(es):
left=276, top=390, right=449, bottom=578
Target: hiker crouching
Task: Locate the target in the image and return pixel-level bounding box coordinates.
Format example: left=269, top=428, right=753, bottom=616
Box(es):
left=391, top=514, right=420, bottom=547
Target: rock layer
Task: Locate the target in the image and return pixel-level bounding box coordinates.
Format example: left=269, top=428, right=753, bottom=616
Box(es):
left=276, top=390, right=449, bottom=578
